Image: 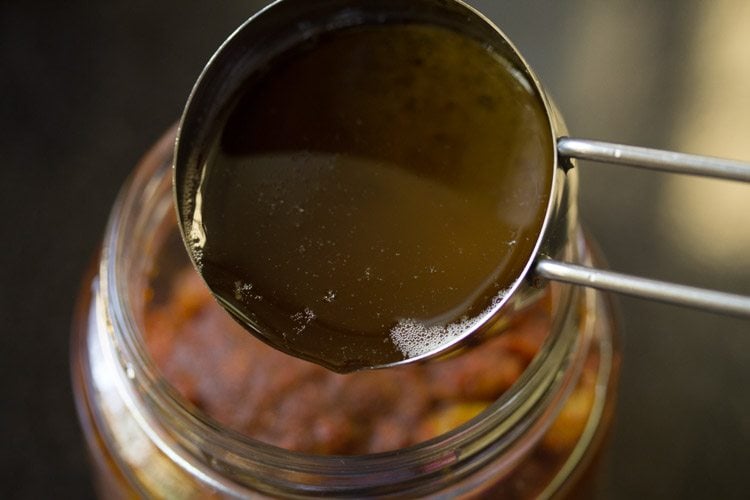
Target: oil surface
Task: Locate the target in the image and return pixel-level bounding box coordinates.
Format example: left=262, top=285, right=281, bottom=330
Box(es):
left=188, top=24, right=553, bottom=371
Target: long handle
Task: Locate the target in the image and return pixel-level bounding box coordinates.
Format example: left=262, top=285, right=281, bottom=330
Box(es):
left=536, top=259, right=750, bottom=318
left=548, top=137, right=750, bottom=318
left=558, top=137, right=750, bottom=182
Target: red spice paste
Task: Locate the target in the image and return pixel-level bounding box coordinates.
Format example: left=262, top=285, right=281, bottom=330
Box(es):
left=144, top=269, right=593, bottom=456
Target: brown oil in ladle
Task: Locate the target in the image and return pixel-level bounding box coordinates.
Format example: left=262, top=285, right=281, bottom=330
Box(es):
left=187, top=24, right=553, bottom=372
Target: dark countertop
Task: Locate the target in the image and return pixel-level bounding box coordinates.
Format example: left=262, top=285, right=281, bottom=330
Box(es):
left=2, top=1, right=748, bottom=498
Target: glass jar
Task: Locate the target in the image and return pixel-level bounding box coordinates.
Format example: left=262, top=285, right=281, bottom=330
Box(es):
left=72, top=127, right=620, bottom=498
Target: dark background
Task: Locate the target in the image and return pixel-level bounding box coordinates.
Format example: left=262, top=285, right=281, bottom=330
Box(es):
left=2, top=1, right=749, bottom=498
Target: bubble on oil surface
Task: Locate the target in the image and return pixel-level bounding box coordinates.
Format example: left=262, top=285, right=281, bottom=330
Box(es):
left=234, top=281, right=262, bottom=301
left=190, top=245, right=204, bottom=271
left=290, top=307, right=316, bottom=334
left=389, top=285, right=513, bottom=358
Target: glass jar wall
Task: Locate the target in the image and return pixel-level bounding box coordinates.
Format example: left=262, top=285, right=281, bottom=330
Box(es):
left=72, top=129, right=619, bottom=498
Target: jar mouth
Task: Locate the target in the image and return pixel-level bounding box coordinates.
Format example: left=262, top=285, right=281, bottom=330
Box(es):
left=99, top=128, right=589, bottom=496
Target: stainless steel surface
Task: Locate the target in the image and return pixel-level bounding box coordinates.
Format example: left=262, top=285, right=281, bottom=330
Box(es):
left=173, top=0, right=579, bottom=369
left=537, top=259, right=750, bottom=318
left=559, top=137, right=750, bottom=182
left=175, top=0, right=750, bottom=351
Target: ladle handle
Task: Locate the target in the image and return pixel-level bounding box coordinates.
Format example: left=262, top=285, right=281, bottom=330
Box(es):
left=548, top=137, right=750, bottom=317
left=536, top=259, right=750, bottom=318
left=558, top=137, right=750, bottom=182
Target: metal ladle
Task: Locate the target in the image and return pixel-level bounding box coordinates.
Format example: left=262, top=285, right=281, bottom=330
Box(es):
left=173, top=0, right=750, bottom=370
